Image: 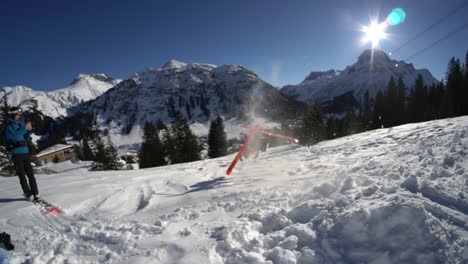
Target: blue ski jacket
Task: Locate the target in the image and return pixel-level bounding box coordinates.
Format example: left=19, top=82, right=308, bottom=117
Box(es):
left=5, top=118, right=31, bottom=156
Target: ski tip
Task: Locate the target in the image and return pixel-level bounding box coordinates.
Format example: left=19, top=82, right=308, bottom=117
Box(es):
left=44, top=207, right=62, bottom=216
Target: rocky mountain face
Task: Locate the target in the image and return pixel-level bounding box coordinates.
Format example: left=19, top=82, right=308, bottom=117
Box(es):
left=73, top=60, right=306, bottom=136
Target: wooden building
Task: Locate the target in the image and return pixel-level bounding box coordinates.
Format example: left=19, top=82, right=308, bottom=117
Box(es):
left=33, top=144, right=75, bottom=165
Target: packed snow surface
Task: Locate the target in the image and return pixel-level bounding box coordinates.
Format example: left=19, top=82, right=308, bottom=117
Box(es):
left=1, top=117, right=467, bottom=263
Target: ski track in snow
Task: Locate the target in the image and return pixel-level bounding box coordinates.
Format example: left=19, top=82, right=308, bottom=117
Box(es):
left=1, top=117, right=468, bottom=263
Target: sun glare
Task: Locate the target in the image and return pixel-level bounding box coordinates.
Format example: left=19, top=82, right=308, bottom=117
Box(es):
left=362, top=21, right=388, bottom=48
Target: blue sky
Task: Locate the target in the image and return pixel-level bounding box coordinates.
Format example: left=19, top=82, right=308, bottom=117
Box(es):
left=1, top=0, right=467, bottom=90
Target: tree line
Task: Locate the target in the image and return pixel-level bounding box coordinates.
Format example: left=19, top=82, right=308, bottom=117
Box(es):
left=138, top=113, right=228, bottom=169
left=77, top=127, right=122, bottom=171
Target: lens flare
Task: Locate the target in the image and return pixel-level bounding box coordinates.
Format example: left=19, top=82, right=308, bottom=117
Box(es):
left=387, top=8, right=406, bottom=26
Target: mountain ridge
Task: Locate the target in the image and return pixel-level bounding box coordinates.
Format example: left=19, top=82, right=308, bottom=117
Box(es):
left=281, top=49, right=439, bottom=103
left=1, top=74, right=121, bottom=118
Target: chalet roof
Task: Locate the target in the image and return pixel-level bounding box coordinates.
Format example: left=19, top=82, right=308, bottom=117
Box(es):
left=35, top=144, right=73, bottom=158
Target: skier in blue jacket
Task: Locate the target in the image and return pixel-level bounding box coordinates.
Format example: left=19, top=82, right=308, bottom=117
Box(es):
left=5, top=107, right=39, bottom=201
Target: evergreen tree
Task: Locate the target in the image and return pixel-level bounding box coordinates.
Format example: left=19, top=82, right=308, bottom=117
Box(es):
left=0, top=146, right=13, bottom=173
left=163, top=112, right=200, bottom=164
left=425, top=83, right=444, bottom=120
left=162, top=127, right=176, bottom=163
left=72, top=144, right=82, bottom=162
left=396, top=77, right=407, bottom=125
left=173, top=112, right=201, bottom=163
left=409, top=74, right=427, bottom=122
left=92, top=134, right=122, bottom=171
left=91, top=135, right=107, bottom=170
left=81, top=138, right=94, bottom=161
left=0, top=93, right=10, bottom=146
left=362, top=91, right=372, bottom=130
left=208, top=116, right=228, bottom=158
left=463, top=50, right=468, bottom=115
left=383, top=77, right=399, bottom=127
left=138, top=122, right=166, bottom=168
left=326, top=116, right=338, bottom=139
left=445, top=57, right=463, bottom=117
left=0, top=93, right=13, bottom=172
left=434, top=82, right=446, bottom=119
left=372, top=90, right=385, bottom=129
left=103, top=135, right=122, bottom=170
left=155, top=119, right=167, bottom=130
left=300, top=103, right=326, bottom=146
left=0, top=93, right=9, bottom=125
left=342, top=110, right=363, bottom=135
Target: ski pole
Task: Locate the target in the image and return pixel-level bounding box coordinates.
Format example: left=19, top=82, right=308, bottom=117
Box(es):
left=242, top=125, right=299, bottom=143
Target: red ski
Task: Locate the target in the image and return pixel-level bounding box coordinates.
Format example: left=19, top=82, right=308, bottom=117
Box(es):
left=33, top=198, right=62, bottom=216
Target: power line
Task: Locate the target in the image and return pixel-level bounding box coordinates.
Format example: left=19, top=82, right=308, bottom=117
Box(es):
left=404, top=22, right=468, bottom=61
left=391, top=0, right=468, bottom=54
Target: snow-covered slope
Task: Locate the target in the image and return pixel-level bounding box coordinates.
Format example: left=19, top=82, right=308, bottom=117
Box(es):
left=75, top=60, right=305, bottom=136
left=281, top=49, right=439, bottom=103
left=1, top=116, right=467, bottom=263
left=1, top=74, right=120, bottom=118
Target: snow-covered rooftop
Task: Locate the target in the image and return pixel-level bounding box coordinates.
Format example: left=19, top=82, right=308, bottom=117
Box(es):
left=35, top=144, right=73, bottom=158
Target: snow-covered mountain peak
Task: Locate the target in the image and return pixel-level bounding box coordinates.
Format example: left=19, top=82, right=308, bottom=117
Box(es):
left=281, top=49, right=439, bottom=103
left=71, top=73, right=116, bottom=85
left=357, top=49, right=390, bottom=63
left=1, top=74, right=121, bottom=118
left=162, top=59, right=188, bottom=69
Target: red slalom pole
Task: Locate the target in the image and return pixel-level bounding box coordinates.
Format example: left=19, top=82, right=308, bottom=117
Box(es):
left=242, top=125, right=299, bottom=143
left=226, top=130, right=257, bottom=176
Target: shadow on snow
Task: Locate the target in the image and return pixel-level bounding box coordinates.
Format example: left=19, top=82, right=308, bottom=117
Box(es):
left=156, top=177, right=232, bottom=197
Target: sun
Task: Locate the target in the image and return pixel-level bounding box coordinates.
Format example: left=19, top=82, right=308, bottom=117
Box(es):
left=362, top=21, right=388, bottom=48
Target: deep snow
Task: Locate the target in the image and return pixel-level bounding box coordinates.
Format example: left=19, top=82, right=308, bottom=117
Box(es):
left=1, top=116, right=467, bottom=263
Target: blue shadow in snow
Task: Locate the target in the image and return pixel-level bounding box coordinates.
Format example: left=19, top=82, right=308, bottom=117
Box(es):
left=186, top=177, right=231, bottom=194
left=0, top=198, right=27, bottom=204
left=157, top=177, right=232, bottom=197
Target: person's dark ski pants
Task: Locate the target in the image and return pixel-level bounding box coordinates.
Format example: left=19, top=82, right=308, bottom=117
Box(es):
left=13, top=154, right=38, bottom=196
